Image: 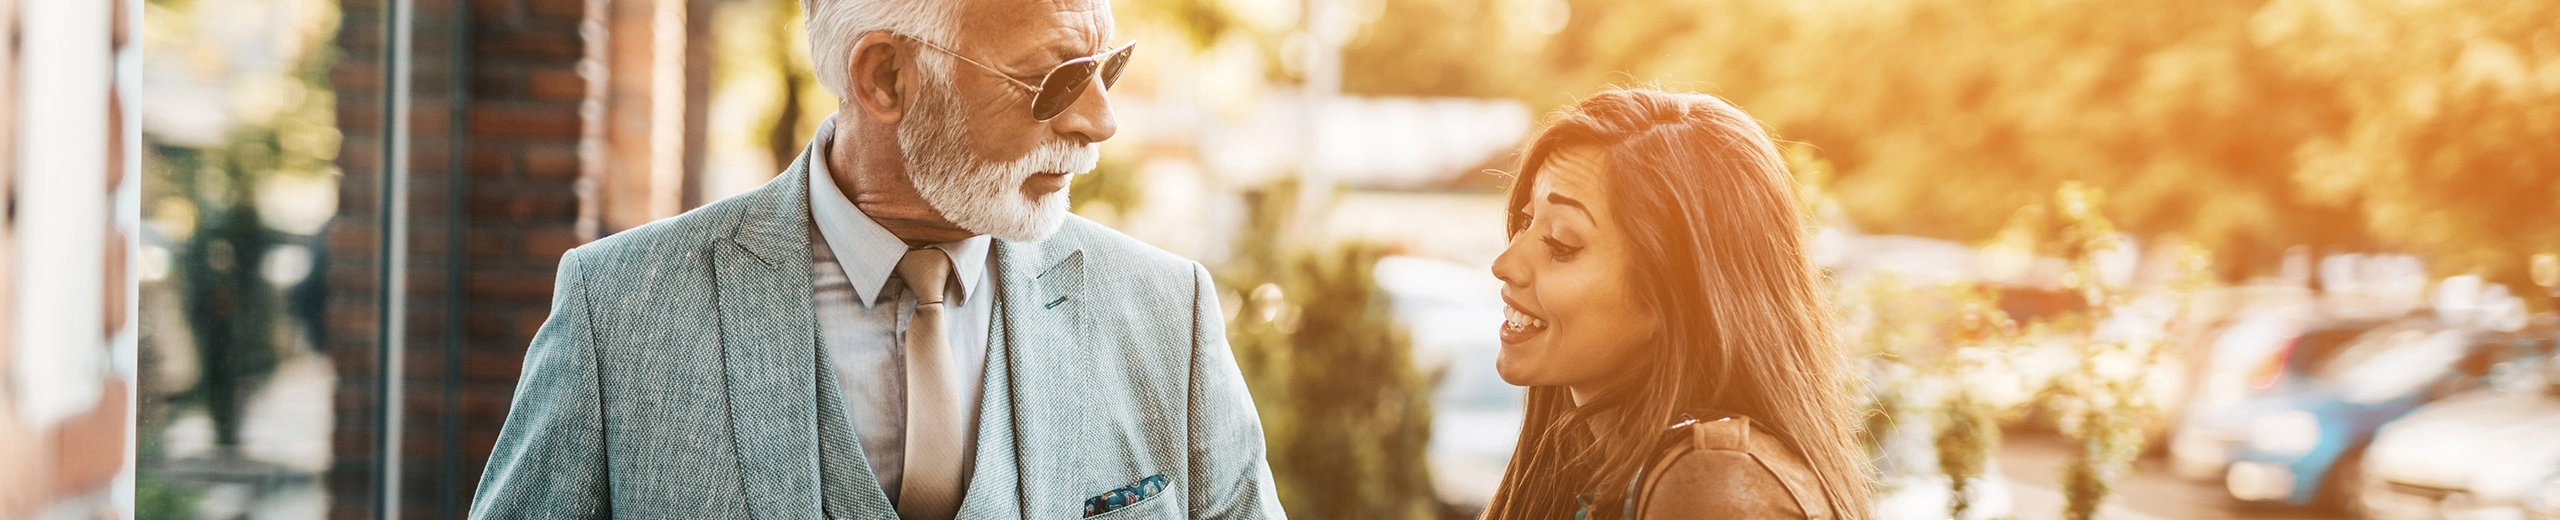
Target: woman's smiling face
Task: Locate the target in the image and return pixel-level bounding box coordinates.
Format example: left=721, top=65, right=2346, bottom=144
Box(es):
left=1490, top=145, right=1661, bottom=403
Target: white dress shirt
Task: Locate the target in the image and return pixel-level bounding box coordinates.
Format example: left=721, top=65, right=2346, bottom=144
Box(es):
left=806, top=134, right=994, bottom=503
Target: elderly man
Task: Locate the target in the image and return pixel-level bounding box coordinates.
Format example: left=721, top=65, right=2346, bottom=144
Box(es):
left=467, top=0, right=1282, bottom=517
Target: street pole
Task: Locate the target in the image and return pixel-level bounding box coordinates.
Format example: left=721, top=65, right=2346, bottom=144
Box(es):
left=377, top=0, right=414, bottom=514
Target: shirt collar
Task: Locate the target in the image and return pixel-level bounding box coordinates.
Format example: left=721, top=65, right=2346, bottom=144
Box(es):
left=807, top=116, right=991, bottom=308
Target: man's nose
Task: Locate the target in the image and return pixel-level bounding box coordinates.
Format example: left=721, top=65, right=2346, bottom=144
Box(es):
left=1048, top=71, right=1117, bottom=144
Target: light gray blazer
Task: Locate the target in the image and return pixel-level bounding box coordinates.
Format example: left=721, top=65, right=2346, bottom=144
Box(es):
left=469, top=147, right=1284, bottom=520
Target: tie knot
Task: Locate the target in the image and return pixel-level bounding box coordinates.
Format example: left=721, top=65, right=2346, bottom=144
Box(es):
left=895, top=247, right=953, bottom=306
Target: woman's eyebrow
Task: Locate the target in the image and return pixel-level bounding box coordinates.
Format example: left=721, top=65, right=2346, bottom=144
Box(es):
left=1545, top=193, right=1589, bottom=214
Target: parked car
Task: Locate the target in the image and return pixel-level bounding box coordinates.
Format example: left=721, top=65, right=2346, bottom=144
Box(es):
left=2360, top=319, right=2560, bottom=520
left=2169, top=309, right=2356, bottom=480
left=2209, top=316, right=2484, bottom=509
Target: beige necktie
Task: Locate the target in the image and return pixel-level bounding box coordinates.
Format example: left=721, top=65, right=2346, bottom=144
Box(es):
left=894, top=247, right=965, bottom=520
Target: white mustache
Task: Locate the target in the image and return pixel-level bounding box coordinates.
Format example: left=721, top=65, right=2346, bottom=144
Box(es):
left=1013, top=141, right=1100, bottom=176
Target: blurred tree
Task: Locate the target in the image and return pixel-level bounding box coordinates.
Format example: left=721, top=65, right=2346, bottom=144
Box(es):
left=1339, top=0, right=1527, bottom=98
left=2254, top=0, right=2560, bottom=296
left=1121, top=0, right=1245, bottom=50
left=708, top=0, right=827, bottom=178
left=1340, top=0, right=2557, bottom=292
left=1067, top=152, right=1146, bottom=215
left=1222, top=181, right=1441, bottom=519
left=762, top=0, right=813, bottom=172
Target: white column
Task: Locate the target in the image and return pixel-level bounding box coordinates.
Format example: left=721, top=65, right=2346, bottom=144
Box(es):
left=13, top=0, right=113, bottom=430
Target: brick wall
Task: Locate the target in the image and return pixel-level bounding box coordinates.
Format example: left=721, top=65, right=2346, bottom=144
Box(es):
left=324, top=0, right=599, bottom=516
left=326, top=0, right=717, bottom=513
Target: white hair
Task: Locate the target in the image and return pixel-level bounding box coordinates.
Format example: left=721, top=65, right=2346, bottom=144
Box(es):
left=804, top=0, right=961, bottom=98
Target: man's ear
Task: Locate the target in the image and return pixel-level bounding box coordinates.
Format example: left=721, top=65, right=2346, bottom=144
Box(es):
left=845, top=32, right=908, bottom=126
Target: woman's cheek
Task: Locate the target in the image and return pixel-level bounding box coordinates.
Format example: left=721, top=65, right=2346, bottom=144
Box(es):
left=1586, top=277, right=1655, bottom=373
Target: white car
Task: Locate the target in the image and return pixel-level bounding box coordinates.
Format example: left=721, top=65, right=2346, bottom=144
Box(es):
left=2360, top=324, right=2560, bottom=520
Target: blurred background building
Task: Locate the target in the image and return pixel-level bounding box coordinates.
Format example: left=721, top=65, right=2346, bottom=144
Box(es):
left=133, top=0, right=2560, bottom=518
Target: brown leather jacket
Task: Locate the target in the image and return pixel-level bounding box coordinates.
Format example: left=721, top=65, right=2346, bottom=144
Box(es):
left=1627, top=413, right=1835, bottom=520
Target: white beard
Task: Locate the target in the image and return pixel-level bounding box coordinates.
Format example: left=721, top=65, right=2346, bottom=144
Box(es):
left=897, top=72, right=1099, bottom=243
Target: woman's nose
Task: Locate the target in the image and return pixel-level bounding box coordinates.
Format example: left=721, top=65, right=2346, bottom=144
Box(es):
left=1492, top=235, right=1529, bottom=287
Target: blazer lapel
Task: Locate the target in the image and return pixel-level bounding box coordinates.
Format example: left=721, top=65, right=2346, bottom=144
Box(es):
left=991, top=236, right=1094, bottom=518
left=719, top=147, right=895, bottom=520
left=950, top=249, right=1032, bottom=520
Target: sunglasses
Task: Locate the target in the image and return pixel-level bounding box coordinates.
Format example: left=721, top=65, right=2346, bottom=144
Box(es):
left=908, top=37, right=1136, bottom=122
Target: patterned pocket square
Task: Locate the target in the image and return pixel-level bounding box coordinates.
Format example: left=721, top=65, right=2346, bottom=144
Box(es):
left=1082, top=474, right=1169, bottom=517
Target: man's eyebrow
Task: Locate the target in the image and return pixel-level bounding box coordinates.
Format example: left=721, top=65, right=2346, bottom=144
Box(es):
left=1007, top=45, right=1081, bottom=75
left=1049, top=37, right=1114, bottom=63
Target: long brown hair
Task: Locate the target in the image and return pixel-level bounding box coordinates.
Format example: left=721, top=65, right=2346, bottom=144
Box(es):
left=1482, top=88, right=1873, bottom=519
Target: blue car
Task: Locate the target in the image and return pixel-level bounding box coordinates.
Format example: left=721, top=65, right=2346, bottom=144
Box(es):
left=2213, top=316, right=2484, bottom=509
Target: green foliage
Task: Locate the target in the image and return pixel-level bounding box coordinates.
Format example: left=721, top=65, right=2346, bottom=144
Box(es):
left=134, top=429, right=203, bottom=518
left=1067, top=153, right=1146, bottom=216
left=2053, top=330, right=2154, bottom=520
left=1931, top=285, right=2020, bottom=519
left=1221, top=181, right=1441, bottom=520
left=2059, top=401, right=2144, bottom=520
left=2036, top=184, right=2186, bottom=520
left=758, top=0, right=816, bottom=172
left=1934, top=393, right=1999, bottom=519
left=709, top=0, right=829, bottom=174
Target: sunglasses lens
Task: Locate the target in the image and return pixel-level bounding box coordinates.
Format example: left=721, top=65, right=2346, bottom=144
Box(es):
left=1101, top=45, right=1133, bottom=89
left=1032, top=59, right=1099, bottom=121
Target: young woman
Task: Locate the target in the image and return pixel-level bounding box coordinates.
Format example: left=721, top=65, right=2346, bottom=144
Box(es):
left=1484, top=88, right=1872, bottom=519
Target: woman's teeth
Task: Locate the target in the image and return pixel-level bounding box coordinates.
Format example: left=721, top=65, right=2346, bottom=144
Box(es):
left=1503, top=305, right=1548, bottom=332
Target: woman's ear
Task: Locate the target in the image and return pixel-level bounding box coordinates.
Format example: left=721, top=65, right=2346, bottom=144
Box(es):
left=845, top=32, right=908, bottom=126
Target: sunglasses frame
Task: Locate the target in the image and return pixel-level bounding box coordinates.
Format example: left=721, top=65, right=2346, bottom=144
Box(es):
left=907, top=36, right=1137, bottom=122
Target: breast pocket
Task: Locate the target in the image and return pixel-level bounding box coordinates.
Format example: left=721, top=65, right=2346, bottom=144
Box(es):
left=1084, top=491, right=1178, bottom=520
